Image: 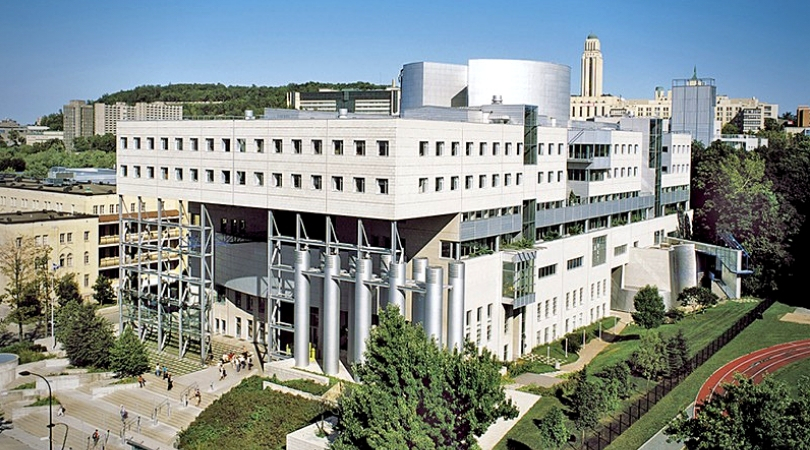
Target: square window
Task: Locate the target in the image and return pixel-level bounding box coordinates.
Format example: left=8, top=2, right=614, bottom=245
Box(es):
left=435, top=141, right=444, bottom=156
left=479, top=175, right=486, bottom=188
left=83, top=231, right=89, bottom=242
left=451, top=176, right=459, bottom=190
left=465, top=175, right=473, bottom=189
left=505, top=142, right=512, bottom=155
left=419, top=141, right=428, bottom=156
left=237, top=138, right=246, bottom=152
left=333, top=140, right=343, bottom=155
left=120, top=165, right=128, bottom=177
left=175, top=138, right=183, bottom=151
left=205, top=169, right=214, bottom=182
left=190, top=168, right=198, bottom=181
left=378, top=140, right=389, bottom=156
left=147, top=137, right=155, bottom=150
left=133, top=137, right=141, bottom=149
left=120, top=137, right=128, bottom=149
left=255, top=139, right=264, bottom=153
left=492, top=174, right=499, bottom=187
left=272, top=173, right=282, bottom=187
left=160, top=137, right=168, bottom=150
left=190, top=138, right=198, bottom=151
left=435, top=177, right=444, bottom=191
left=311, top=175, right=322, bottom=190
left=206, top=138, right=214, bottom=151
left=237, top=171, right=246, bottom=185
left=355, top=140, right=366, bottom=156
left=332, top=176, right=344, bottom=191
left=466, top=142, right=473, bottom=156
left=312, top=139, right=323, bottom=154
left=419, top=177, right=428, bottom=193
left=222, top=138, right=231, bottom=152
left=376, top=178, right=389, bottom=194
left=479, top=142, right=487, bottom=156
left=293, top=139, right=302, bottom=154
left=354, top=177, right=365, bottom=192
left=493, top=142, right=500, bottom=155
left=292, top=174, right=302, bottom=189
left=147, top=166, right=155, bottom=178
left=254, top=172, right=264, bottom=186
left=505, top=173, right=512, bottom=186
left=273, top=139, right=282, bottom=153
left=160, top=167, right=168, bottom=180
left=221, top=170, right=231, bottom=184
left=451, top=142, right=459, bottom=156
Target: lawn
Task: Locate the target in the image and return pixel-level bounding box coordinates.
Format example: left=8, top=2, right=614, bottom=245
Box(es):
left=495, top=300, right=761, bottom=450
left=771, top=354, right=810, bottom=397
left=177, top=376, right=326, bottom=450
left=605, top=301, right=810, bottom=450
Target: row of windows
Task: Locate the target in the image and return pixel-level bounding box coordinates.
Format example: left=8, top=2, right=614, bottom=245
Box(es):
left=662, top=144, right=690, bottom=154
left=92, top=204, right=119, bottom=215
left=536, top=171, right=566, bottom=184
left=0, top=197, right=68, bottom=212
left=538, top=264, right=557, bottom=278
left=536, top=297, right=559, bottom=321
left=663, top=164, right=689, bottom=174
left=418, top=173, right=523, bottom=193
left=121, top=165, right=391, bottom=194
left=566, top=256, right=583, bottom=270
left=461, top=206, right=521, bottom=222
left=121, top=136, right=392, bottom=157
left=419, top=141, right=522, bottom=157
left=55, top=251, right=91, bottom=267
left=465, top=304, right=494, bottom=346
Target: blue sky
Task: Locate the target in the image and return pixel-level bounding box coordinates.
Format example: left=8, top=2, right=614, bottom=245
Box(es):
left=3, top=0, right=807, bottom=125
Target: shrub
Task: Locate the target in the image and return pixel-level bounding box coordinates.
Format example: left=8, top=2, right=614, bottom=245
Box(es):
left=562, top=332, right=583, bottom=354
left=0, top=342, right=50, bottom=364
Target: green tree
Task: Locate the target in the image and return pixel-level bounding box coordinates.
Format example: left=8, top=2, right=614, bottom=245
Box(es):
left=38, top=112, right=64, bottom=131
left=721, top=122, right=740, bottom=135
left=677, top=286, right=718, bottom=312
left=332, top=305, right=517, bottom=450
left=664, top=330, right=690, bottom=377
left=56, top=300, right=113, bottom=368
left=0, top=236, right=48, bottom=341
left=630, top=332, right=668, bottom=385
left=92, top=275, right=114, bottom=305
left=568, top=366, right=612, bottom=442
left=666, top=375, right=810, bottom=449
left=595, top=362, right=633, bottom=399
left=536, top=406, right=569, bottom=449
left=632, top=285, right=665, bottom=329
left=109, top=326, right=150, bottom=377
left=55, top=273, right=82, bottom=306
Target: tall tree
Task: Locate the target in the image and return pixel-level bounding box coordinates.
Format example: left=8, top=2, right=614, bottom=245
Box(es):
left=632, top=285, right=665, bottom=329
left=666, top=375, right=810, bottom=449
left=55, top=273, right=82, bottom=306
left=630, top=332, right=668, bottom=384
left=92, top=275, right=114, bottom=305
left=332, top=305, right=517, bottom=450
left=536, top=406, right=569, bottom=449
left=56, top=300, right=114, bottom=368
left=0, top=236, right=48, bottom=341
left=109, top=326, right=150, bottom=377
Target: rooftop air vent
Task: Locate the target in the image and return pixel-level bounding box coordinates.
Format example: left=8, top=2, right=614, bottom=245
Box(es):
left=492, top=95, right=503, bottom=105
left=338, top=108, right=348, bottom=119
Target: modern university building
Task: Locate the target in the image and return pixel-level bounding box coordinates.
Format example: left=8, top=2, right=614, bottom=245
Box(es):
left=115, top=56, right=739, bottom=376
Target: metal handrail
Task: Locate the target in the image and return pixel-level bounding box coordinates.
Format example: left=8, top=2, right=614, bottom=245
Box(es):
left=178, top=382, right=199, bottom=407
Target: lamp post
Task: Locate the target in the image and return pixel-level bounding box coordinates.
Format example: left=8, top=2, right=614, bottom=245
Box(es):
left=51, top=262, right=58, bottom=348
left=19, top=371, right=53, bottom=450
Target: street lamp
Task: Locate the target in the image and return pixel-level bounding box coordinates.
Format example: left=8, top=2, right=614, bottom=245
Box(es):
left=19, top=371, right=53, bottom=450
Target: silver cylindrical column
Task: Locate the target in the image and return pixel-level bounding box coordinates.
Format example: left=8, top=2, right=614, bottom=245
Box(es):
left=671, top=244, right=697, bottom=307
left=447, top=261, right=465, bottom=351
left=411, top=257, right=428, bottom=326
left=294, top=250, right=311, bottom=368
left=353, top=258, right=372, bottom=363
left=322, top=253, right=340, bottom=375
left=388, top=262, right=406, bottom=313
left=424, top=266, right=444, bottom=344
left=380, top=253, right=392, bottom=278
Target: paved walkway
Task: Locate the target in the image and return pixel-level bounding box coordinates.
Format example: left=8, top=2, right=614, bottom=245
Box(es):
left=514, top=312, right=631, bottom=387
left=478, top=389, right=541, bottom=450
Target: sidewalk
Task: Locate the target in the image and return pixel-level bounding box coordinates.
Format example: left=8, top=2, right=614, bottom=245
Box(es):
left=514, top=312, right=631, bottom=386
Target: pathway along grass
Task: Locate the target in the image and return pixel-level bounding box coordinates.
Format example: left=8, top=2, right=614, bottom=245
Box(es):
left=177, top=376, right=325, bottom=450
left=494, top=300, right=758, bottom=450
left=605, top=302, right=810, bottom=450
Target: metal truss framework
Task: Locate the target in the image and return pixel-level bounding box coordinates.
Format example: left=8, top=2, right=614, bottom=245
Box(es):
left=117, top=197, right=214, bottom=365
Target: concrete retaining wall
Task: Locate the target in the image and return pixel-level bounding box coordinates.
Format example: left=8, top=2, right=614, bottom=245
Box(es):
left=262, top=381, right=322, bottom=402
left=266, top=365, right=330, bottom=386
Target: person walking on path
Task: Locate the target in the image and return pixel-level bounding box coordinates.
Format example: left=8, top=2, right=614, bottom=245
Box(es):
left=120, top=405, right=128, bottom=423
left=92, top=429, right=100, bottom=446
left=155, top=363, right=161, bottom=377
left=137, top=375, right=145, bottom=388
left=167, top=374, right=174, bottom=391
left=194, top=388, right=202, bottom=406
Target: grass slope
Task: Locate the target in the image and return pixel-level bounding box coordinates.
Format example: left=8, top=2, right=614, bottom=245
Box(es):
left=177, top=376, right=324, bottom=450
left=495, top=300, right=760, bottom=450
left=605, top=302, right=810, bottom=450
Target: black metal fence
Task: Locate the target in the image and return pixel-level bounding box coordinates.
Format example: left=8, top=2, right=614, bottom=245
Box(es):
left=581, top=297, right=776, bottom=450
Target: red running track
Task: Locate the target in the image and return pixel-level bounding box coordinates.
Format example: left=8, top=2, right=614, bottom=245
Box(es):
left=695, top=339, right=810, bottom=412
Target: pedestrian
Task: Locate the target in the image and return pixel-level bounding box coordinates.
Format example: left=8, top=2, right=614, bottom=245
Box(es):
left=195, top=388, right=201, bottom=406
left=162, top=366, right=168, bottom=379
left=167, top=375, right=173, bottom=391
left=247, top=355, right=253, bottom=371
left=57, top=405, right=66, bottom=416
left=137, top=375, right=145, bottom=388
left=219, top=367, right=227, bottom=380
left=120, top=405, right=128, bottom=422
left=236, top=358, right=241, bottom=373
left=92, top=429, right=100, bottom=445
left=155, top=363, right=161, bottom=377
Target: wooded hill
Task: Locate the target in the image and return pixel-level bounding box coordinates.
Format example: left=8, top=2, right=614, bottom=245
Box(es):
left=95, top=81, right=387, bottom=117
